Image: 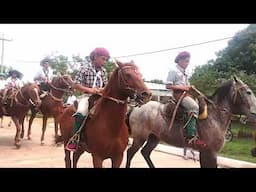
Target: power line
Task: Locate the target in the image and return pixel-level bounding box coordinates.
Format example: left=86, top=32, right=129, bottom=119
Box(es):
left=11, top=35, right=234, bottom=64
left=114, top=36, right=233, bottom=59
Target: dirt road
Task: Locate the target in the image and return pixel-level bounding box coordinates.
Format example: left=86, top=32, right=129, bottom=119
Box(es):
left=0, top=117, right=200, bottom=168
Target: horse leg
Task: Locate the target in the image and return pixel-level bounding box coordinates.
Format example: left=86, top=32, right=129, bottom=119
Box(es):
left=72, top=149, right=85, bottom=168
left=27, top=108, right=37, bottom=140
left=199, top=149, right=218, bottom=168
left=92, top=154, right=103, bottom=168
left=141, top=134, right=160, bottom=168
left=54, top=118, right=58, bottom=138
left=126, top=137, right=146, bottom=168
left=0, top=117, right=3, bottom=128
left=64, top=149, right=71, bottom=168
left=40, top=116, right=48, bottom=145
left=11, top=117, right=21, bottom=149
left=111, top=154, right=124, bottom=168
left=20, top=115, right=26, bottom=139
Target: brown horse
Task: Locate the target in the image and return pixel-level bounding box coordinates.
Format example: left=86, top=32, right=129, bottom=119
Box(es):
left=126, top=76, right=256, bottom=168
left=23, top=75, right=73, bottom=144
left=56, top=61, right=152, bottom=168
left=0, top=83, right=41, bottom=148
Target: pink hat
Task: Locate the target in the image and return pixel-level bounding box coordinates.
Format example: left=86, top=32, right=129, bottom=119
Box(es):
left=175, top=51, right=190, bottom=63
left=90, top=47, right=110, bottom=60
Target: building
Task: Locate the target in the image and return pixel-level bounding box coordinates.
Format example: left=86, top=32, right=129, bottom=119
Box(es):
left=145, top=82, right=171, bottom=103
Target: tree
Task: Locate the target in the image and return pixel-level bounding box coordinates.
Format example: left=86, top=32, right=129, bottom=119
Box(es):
left=214, top=24, right=256, bottom=75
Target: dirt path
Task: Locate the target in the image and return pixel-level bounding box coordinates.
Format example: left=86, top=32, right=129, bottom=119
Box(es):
left=0, top=117, right=200, bottom=168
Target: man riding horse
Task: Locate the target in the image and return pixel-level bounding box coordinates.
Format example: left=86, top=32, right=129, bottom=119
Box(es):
left=2, top=69, right=24, bottom=105
left=66, top=47, right=110, bottom=151
left=166, top=51, right=206, bottom=148
left=34, top=58, right=54, bottom=94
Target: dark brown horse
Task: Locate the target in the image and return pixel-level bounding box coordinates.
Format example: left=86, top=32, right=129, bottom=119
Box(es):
left=0, top=83, right=41, bottom=148
left=23, top=75, right=73, bottom=144
left=56, top=61, right=152, bottom=168
left=126, top=76, right=256, bottom=168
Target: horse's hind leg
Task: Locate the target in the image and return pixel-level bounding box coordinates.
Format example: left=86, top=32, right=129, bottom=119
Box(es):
left=126, top=137, right=146, bottom=168
left=28, top=108, right=37, bottom=140
left=40, top=116, right=48, bottom=145
left=199, top=149, right=217, bottom=168
left=72, top=149, right=85, bottom=168
left=141, top=134, right=159, bottom=168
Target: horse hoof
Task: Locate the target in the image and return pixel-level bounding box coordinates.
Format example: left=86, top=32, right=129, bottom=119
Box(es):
left=27, top=136, right=31, bottom=140
left=20, top=133, right=24, bottom=139
left=41, top=142, right=45, bottom=146
left=15, top=142, right=21, bottom=149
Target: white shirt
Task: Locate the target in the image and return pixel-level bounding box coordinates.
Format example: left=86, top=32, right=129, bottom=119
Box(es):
left=0, top=79, right=6, bottom=90
left=34, top=67, right=54, bottom=83
left=66, top=95, right=77, bottom=105
left=5, top=77, right=23, bottom=88
left=166, top=64, right=189, bottom=95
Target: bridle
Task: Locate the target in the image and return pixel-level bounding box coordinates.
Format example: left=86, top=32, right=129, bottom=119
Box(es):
left=16, top=86, right=40, bottom=107
left=49, top=76, right=73, bottom=93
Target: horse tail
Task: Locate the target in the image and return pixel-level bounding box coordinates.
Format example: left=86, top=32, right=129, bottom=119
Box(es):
left=126, top=106, right=133, bottom=135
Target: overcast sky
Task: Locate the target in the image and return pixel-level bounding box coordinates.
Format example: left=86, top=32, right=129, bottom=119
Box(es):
left=0, top=24, right=249, bottom=82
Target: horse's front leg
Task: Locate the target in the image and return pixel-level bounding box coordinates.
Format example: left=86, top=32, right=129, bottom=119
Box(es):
left=28, top=108, right=37, bottom=140
left=73, top=149, right=85, bottom=168
left=111, top=153, right=124, bottom=168
left=54, top=118, right=58, bottom=138
left=40, top=116, right=48, bottom=145
left=11, top=117, right=21, bottom=149
left=92, top=154, right=103, bottom=168
left=199, top=149, right=218, bottom=168
left=20, top=115, right=26, bottom=139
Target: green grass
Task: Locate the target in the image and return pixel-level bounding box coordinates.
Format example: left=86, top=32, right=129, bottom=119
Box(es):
left=219, top=121, right=256, bottom=163
left=220, top=138, right=256, bottom=163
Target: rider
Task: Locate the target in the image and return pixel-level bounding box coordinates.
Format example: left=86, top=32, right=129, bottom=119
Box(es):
left=2, top=70, right=24, bottom=105
left=166, top=51, right=206, bottom=148
left=34, top=58, right=54, bottom=93
left=66, top=47, right=110, bottom=151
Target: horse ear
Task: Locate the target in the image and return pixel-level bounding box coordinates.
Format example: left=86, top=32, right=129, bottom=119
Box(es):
left=233, top=75, right=238, bottom=83
left=115, top=60, right=123, bottom=68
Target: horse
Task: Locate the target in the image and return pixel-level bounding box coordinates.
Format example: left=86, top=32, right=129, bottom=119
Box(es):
left=23, top=75, right=73, bottom=144
left=0, top=83, right=41, bottom=148
left=125, top=76, right=256, bottom=168
left=56, top=61, right=152, bottom=168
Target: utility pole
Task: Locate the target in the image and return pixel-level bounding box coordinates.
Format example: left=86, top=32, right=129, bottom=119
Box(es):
left=0, top=33, right=12, bottom=73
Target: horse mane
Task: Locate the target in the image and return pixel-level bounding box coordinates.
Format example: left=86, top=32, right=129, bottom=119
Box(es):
left=209, top=80, right=233, bottom=104
left=92, top=62, right=136, bottom=117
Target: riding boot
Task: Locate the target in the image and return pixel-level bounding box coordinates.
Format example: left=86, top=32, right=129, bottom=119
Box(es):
left=184, top=113, right=206, bottom=148
left=66, top=112, right=86, bottom=151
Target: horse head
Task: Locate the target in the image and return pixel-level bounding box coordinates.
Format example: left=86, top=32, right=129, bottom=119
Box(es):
left=51, top=74, right=74, bottom=93
left=231, top=76, right=256, bottom=120
left=21, top=83, right=41, bottom=108
left=114, top=60, right=152, bottom=105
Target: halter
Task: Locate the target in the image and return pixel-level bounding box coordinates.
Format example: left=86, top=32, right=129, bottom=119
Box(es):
left=117, top=66, right=141, bottom=95
left=49, top=76, right=72, bottom=93
left=15, top=87, right=40, bottom=107
left=232, top=84, right=249, bottom=105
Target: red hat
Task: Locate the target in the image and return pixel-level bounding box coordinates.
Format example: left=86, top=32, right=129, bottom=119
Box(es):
left=90, top=47, right=110, bottom=60
left=175, top=51, right=190, bottom=63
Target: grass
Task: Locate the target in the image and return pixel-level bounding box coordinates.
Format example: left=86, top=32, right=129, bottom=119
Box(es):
left=219, top=121, right=256, bottom=163
left=220, top=138, right=256, bottom=163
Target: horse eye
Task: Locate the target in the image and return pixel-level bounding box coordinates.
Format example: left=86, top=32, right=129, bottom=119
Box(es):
left=246, top=91, right=252, bottom=95
left=125, top=73, right=131, bottom=79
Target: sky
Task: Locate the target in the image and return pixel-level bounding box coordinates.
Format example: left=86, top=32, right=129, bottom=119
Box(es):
left=0, top=24, right=249, bottom=82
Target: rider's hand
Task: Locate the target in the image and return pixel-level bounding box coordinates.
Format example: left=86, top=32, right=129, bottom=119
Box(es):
left=90, top=88, right=101, bottom=94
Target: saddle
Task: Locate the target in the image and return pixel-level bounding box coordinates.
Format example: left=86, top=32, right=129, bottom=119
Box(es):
left=164, top=95, right=207, bottom=121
